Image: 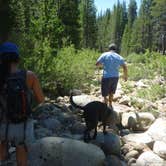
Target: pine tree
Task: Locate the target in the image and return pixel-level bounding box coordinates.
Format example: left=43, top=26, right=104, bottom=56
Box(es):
left=130, top=0, right=153, bottom=53
left=58, top=0, right=80, bottom=48
left=0, top=0, right=25, bottom=43
left=97, top=9, right=112, bottom=51
left=151, top=0, right=166, bottom=54
left=80, top=0, right=97, bottom=48
left=0, top=0, right=12, bottom=42
left=121, top=0, right=137, bottom=55
left=128, top=0, right=137, bottom=26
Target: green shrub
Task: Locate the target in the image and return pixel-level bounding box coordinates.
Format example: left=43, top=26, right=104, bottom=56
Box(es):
left=126, top=50, right=166, bottom=81
left=127, top=64, right=153, bottom=81
left=136, top=84, right=166, bottom=102
left=52, top=46, right=94, bottom=95
left=37, top=45, right=99, bottom=96
left=126, top=52, right=146, bottom=63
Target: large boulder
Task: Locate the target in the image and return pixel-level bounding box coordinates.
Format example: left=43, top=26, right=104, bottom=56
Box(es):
left=125, top=150, right=139, bottom=161
left=136, top=151, right=164, bottom=166
left=71, top=122, right=86, bottom=134
left=146, top=118, right=166, bottom=143
left=29, top=137, right=105, bottom=166
left=41, top=118, right=62, bottom=131
left=113, top=104, right=135, bottom=125
left=121, top=112, right=155, bottom=131
left=137, top=112, right=155, bottom=130
left=72, top=95, right=100, bottom=107
left=105, top=155, right=127, bottom=166
left=35, top=127, right=53, bottom=139
left=93, top=132, right=121, bottom=156
left=113, top=103, right=134, bottom=114
left=153, top=141, right=166, bottom=160
left=122, top=133, right=153, bottom=146
left=121, top=112, right=137, bottom=129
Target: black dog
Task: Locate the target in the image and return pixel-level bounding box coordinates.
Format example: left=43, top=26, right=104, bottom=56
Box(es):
left=70, top=94, right=113, bottom=142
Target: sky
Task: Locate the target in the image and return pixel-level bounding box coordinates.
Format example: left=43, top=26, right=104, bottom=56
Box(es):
left=95, top=0, right=141, bottom=14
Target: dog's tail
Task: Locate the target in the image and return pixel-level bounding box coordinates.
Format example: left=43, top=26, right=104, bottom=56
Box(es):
left=70, top=93, right=84, bottom=110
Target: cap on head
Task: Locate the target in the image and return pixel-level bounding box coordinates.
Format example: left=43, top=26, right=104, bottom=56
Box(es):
left=108, top=43, right=117, bottom=51
left=0, top=42, right=19, bottom=57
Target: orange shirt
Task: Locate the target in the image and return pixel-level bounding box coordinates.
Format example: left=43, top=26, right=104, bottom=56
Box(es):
left=26, top=71, right=45, bottom=104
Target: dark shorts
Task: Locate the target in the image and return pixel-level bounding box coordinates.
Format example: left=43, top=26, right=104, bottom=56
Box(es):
left=101, top=77, right=119, bottom=96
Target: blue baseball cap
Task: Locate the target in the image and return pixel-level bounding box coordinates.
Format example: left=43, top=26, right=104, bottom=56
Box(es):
left=0, top=42, right=19, bottom=56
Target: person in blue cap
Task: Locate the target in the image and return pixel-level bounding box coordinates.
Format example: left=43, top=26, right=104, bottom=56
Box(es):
left=96, top=43, right=128, bottom=107
left=0, top=42, right=45, bottom=166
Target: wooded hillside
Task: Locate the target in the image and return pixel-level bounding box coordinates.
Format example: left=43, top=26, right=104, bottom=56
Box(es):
left=0, top=0, right=165, bottom=53
left=0, top=0, right=165, bottom=95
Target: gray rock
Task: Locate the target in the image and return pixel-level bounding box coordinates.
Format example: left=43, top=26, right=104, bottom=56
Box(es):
left=122, top=133, right=153, bottom=145
left=137, top=112, right=155, bottom=131
left=41, top=118, right=62, bottom=131
left=119, top=95, right=130, bottom=105
left=29, top=137, right=105, bottom=166
left=128, top=158, right=137, bottom=166
left=94, top=132, right=121, bottom=156
left=113, top=103, right=135, bottom=113
left=122, top=142, right=150, bottom=153
left=125, top=150, right=139, bottom=161
left=60, top=133, right=82, bottom=140
left=146, top=118, right=166, bottom=143
left=35, top=127, right=53, bottom=139
left=121, top=112, right=137, bottom=129
left=120, top=129, right=130, bottom=136
left=153, top=141, right=166, bottom=160
left=56, top=96, right=64, bottom=102
left=157, top=99, right=166, bottom=115
left=121, top=112, right=155, bottom=131
left=105, top=155, right=127, bottom=166
left=72, top=95, right=100, bottom=107
left=113, top=89, right=124, bottom=101
left=70, top=89, right=82, bottom=95
left=135, top=80, right=148, bottom=88
left=113, top=104, right=135, bottom=125
left=71, top=122, right=86, bottom=134
left=130, top=164, right=137, bottom=166
left=136, top=151, right=164, bottom=166
left=58, top=112, right=76, bottom=124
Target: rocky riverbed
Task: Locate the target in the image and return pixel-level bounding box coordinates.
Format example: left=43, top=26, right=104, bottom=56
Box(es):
left=6, top=76, right=166, bottom=166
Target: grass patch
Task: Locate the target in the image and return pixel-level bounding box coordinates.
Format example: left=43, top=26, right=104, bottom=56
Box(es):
left=136, top=84, right=166, bottom=102
left=121, top=81, right=134, bottom=94
left=126, top=51, right=166, bottom=81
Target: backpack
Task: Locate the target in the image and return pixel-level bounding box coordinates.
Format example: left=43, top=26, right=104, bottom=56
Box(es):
left=0, top=70, right=32, bottom=123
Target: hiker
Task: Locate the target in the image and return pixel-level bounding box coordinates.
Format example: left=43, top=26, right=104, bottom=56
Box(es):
left=0, top=42, right=45, bottom=166
left=96, top=43, right=128, bottom=107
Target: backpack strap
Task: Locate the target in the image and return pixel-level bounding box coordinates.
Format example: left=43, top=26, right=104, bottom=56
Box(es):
left=18, top=71, right=28, bottom=142
left=18, top=70, right=27, bottom=89
left=0, top=95, right=7, bottom=122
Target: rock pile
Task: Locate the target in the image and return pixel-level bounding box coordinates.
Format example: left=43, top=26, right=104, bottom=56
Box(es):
left=7, top=76, right=166, bottom=166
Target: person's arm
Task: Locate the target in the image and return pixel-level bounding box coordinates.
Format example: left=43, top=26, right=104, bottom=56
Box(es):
left=27, top=71, right=45, bottom=104
left=121, top=63, right=128, bottom=81
left=96, top=54, right=104, bottom=67
left=96, top=61, right=102, bottom=66
left=32, top=75, right=45, bottom=104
